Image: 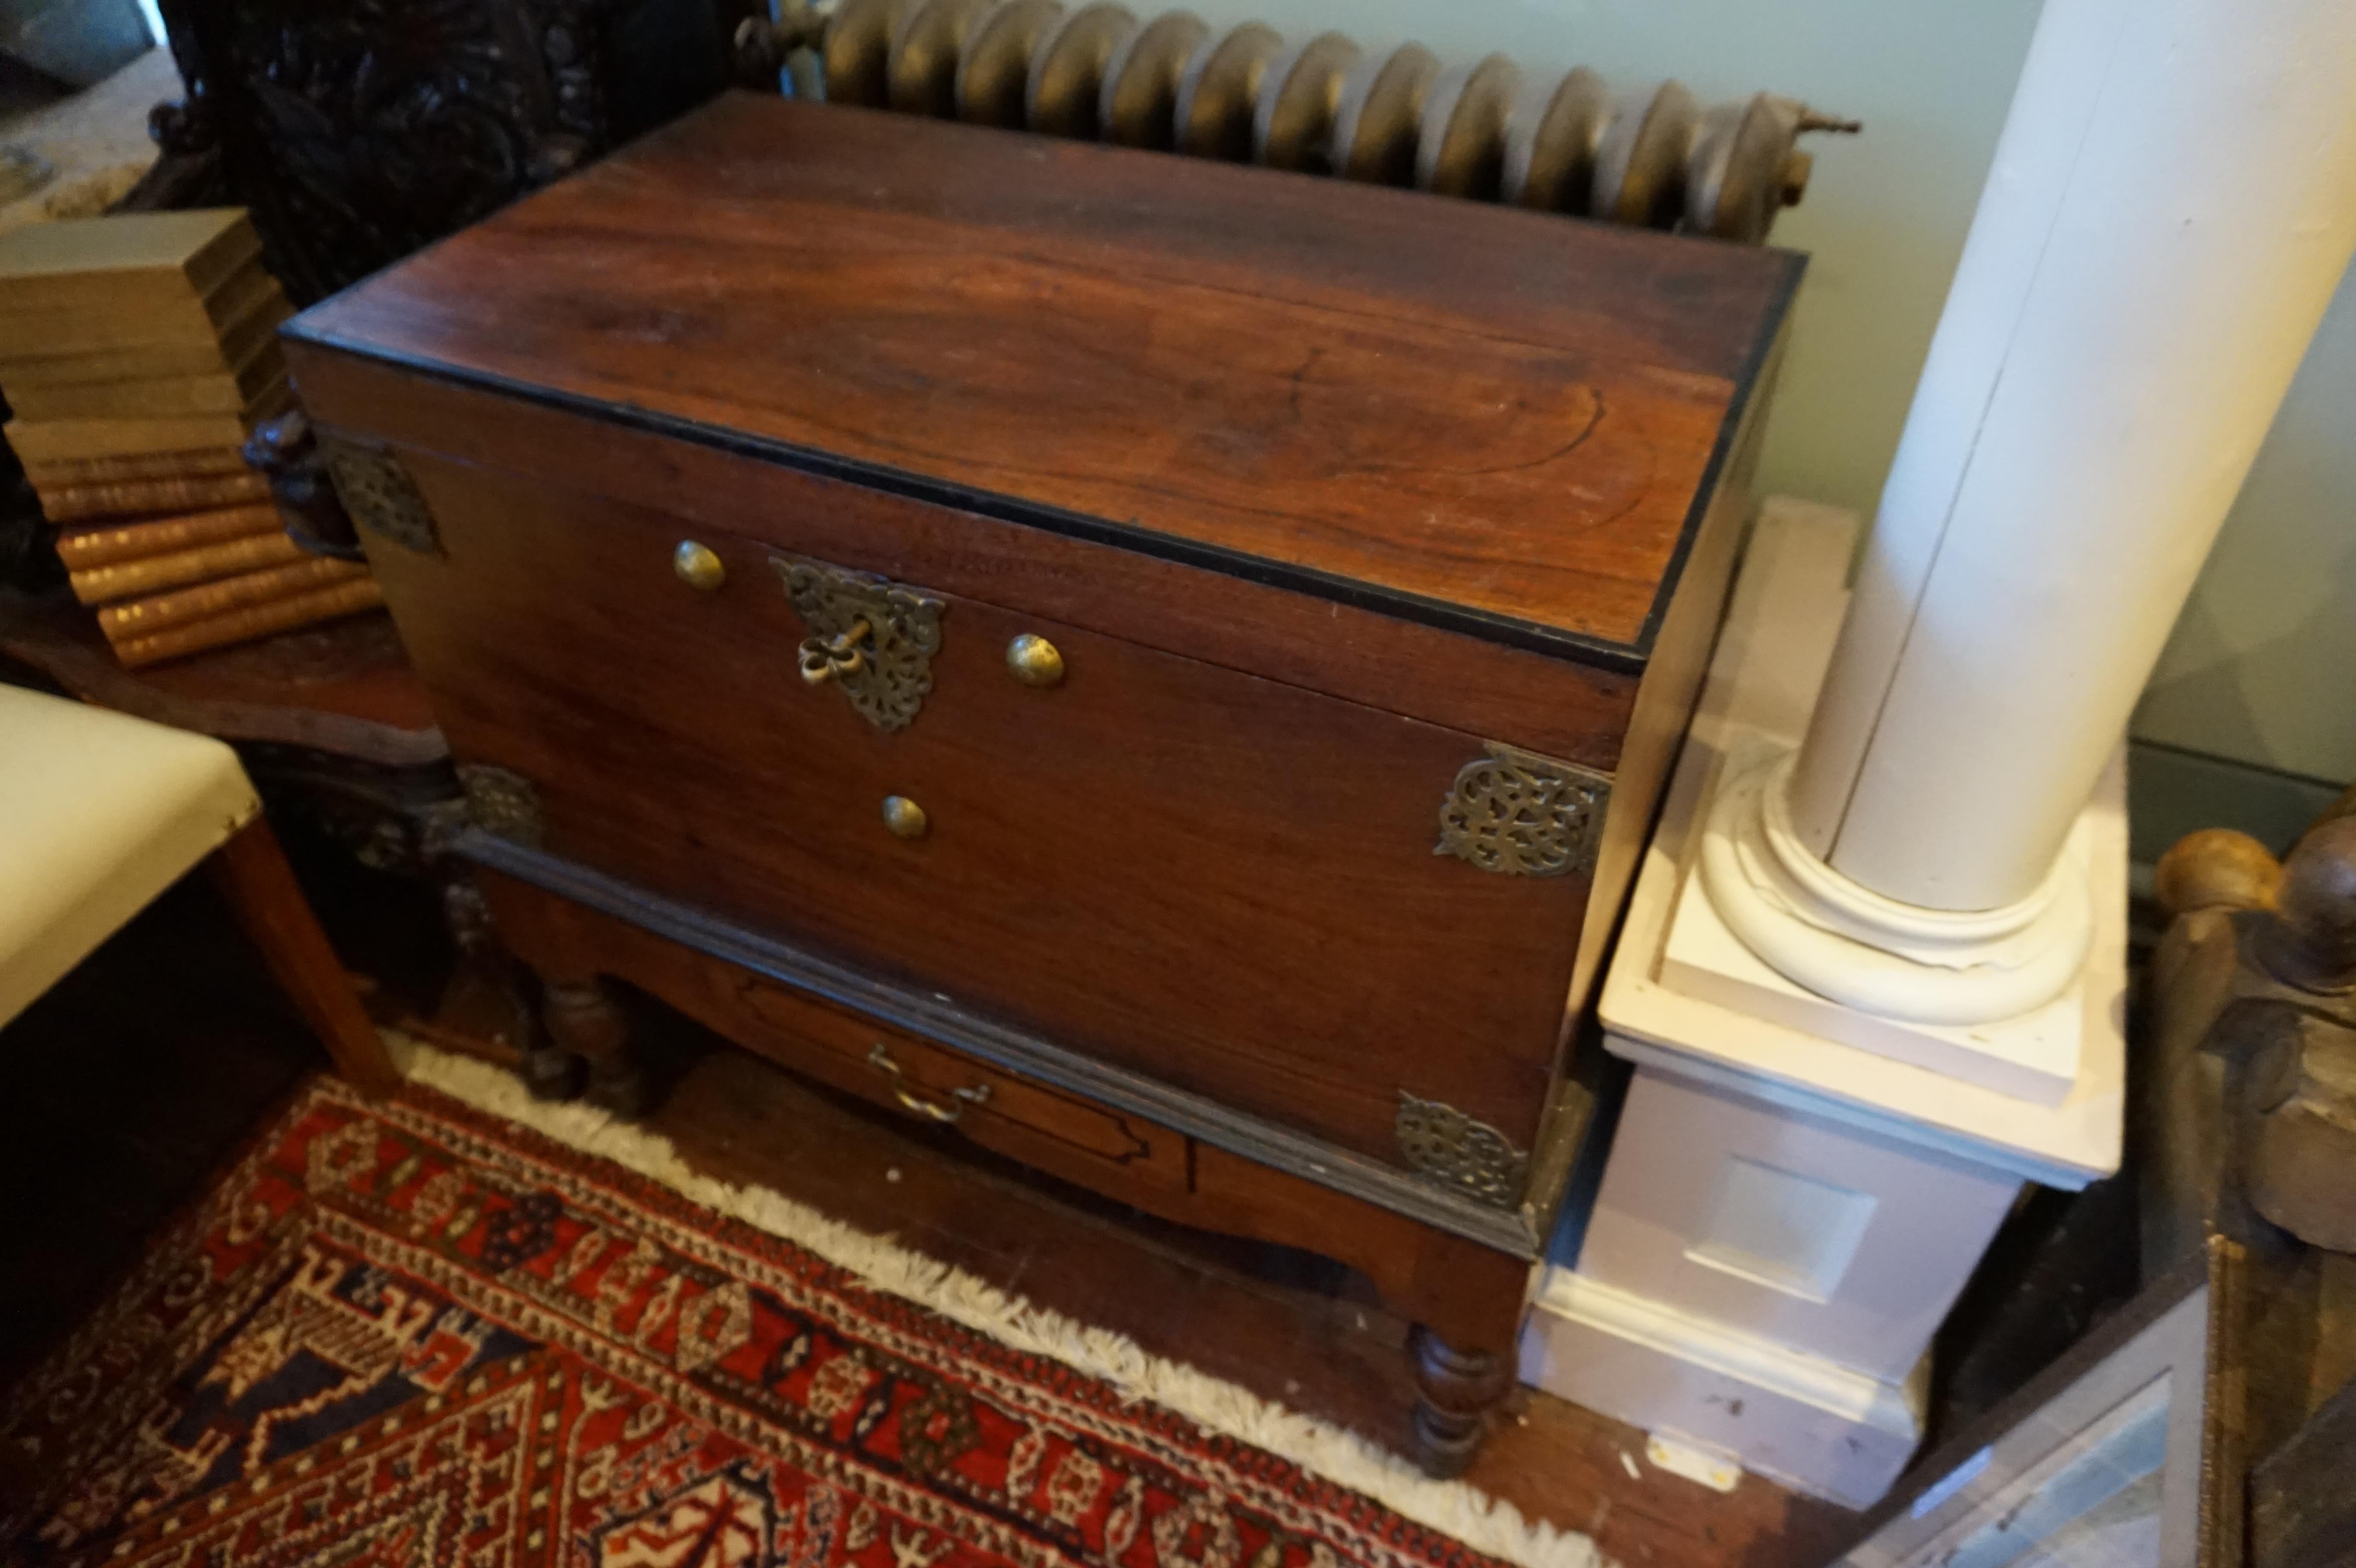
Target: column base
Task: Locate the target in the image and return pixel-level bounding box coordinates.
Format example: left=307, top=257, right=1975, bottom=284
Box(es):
left=1519, top=1271, right=1925, bottom=1511
left=1540, top=498, right=2128, bottom=1511
left=1672, top=743, right=2098, bottom=1104
left=1605, top=498, right=2125, bottom=1188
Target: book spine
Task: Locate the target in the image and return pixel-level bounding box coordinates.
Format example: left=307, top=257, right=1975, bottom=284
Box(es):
left=54, top=500, right=282, bottom=564
left=97, top=557, right=368, bottom=639
left=113, top=577, right=386, bottom=669
left=40, top=470, right=273, bottom=524
left=21, top=446, right=250, bottom=487
left=8, top=363, right=269, bottom=422
left=67, top=529, right=307, bottom=604
left=6, top=411, right=255, bottom=465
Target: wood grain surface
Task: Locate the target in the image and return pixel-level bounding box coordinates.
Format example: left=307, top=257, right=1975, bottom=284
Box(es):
left=474, top=863, right=1533, bottom=1351
left=379, top=455, right=1586, bottom=1165
left=286, top=92, right=1799, bottom=659
left=284, top=348, right=1643, bottom=768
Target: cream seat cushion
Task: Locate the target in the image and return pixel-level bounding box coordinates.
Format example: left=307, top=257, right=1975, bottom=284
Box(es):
left=0, top=683, right=259, bottom=1028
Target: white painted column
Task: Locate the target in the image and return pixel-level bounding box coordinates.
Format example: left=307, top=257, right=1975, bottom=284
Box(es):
left=1525, top=0, right=2356, bottom=1511
left=1697, top=0, right=2356, bottom=1030
left=1789, top=0, right=2356, bottom=916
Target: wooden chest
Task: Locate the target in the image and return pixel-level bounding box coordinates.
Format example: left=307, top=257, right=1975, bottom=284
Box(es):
left=284, top=92, right=1797, bottom=1470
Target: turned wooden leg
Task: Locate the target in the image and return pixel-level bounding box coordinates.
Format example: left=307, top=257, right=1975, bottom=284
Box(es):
left=1407, top=1323, right=1515, bottom=1479
left=207, top=815, right=401, bottom=1095
left=542, top=975, right=647, bottom=1114
left=441, top=879, right=582, bottom=1100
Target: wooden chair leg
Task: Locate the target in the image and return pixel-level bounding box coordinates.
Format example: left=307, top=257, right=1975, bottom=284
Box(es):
left=206, top=814, right=401, bottom=1095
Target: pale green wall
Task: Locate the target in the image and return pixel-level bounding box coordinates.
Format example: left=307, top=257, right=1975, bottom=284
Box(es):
left=1171, top=0, right=2356, bottom=792
left=2133, top=263, right=2356, bottom=786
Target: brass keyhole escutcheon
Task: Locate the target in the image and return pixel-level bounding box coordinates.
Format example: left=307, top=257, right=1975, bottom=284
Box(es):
left=881, top=794, right=928, bottom=839
left=799, top=617, right=873, bottom=686
left=1006, top=633, right=1064, bottom=687
left=773, top=556, right=944, bottom=732
left=673, top=540, right=726, bottom=590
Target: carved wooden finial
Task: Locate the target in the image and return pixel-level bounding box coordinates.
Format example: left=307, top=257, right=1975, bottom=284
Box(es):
left=2255, top=816, right=2356, bottom=995
left=2152, top=827, right=2281, bottom=918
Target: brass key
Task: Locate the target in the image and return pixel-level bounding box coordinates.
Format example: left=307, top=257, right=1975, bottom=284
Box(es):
left=797, top=616, right=872, bottom=685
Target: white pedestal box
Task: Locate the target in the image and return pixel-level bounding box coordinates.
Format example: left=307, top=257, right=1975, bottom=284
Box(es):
left=1520, top=500, right=2126, bottom=1510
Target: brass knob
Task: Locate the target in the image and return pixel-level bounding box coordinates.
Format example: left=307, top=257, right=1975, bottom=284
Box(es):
left=881, top=794, right=928, bottom=839
left=673, top=540, right=727, bottom=590
left=1006, top=632, right=1064, bottom=687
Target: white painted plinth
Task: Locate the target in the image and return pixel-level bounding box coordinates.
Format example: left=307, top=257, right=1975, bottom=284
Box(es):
left=1519, top=499, right=2126, bottom=1509
left=1520, top=1271, right=1928, bottom=1511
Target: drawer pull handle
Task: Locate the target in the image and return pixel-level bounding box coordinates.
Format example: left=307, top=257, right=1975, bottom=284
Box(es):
left=673, top=540, right=728, bottom=590
left=867, top=1041, right=991, bottom=1123
left=1006, top=633, right=1065, bottom=687
left=799, top=616, right=873, bottom=685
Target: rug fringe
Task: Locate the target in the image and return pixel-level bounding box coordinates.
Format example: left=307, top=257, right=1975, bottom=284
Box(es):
left=388, top=1037, right=1602, bottom=1568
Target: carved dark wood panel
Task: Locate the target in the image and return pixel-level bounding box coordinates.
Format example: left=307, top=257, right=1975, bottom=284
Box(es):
left=152, top=0, right=752, bottom=303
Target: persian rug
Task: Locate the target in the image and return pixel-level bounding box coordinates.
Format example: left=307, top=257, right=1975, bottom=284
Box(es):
left=0, top=1059, right=1591, bottom=1568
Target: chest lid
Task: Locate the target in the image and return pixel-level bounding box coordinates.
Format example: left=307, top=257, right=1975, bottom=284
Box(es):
left=286, top=92, right=1799, bottom=672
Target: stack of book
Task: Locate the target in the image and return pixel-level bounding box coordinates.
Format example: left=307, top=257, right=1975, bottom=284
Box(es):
left=0, top=209, right=382, bottom=667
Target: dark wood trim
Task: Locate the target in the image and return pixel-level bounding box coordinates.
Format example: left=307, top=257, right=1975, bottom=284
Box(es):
left=456, top=828, right=1542, bottom=1257
left=1627, top=257, right=1804, bottom=660
left=282, top=318, right=1789, bottom=677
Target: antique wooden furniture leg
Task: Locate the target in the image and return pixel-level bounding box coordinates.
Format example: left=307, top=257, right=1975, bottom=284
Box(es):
left=1408, top=1327, right=1517, bottom=1478
left=455, top=861, right=645, bottom=1106
left=542, top=975, right=648, bottom=1114
left=442, top=876, right=581, bottom=1099
left=1397, top=1236, right=1535, bottom=1476
left=207, top=816, right=402, bottom=1095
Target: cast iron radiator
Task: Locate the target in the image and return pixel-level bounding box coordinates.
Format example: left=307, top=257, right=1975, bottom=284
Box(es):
left=737, top=0, right=1859, bottom=244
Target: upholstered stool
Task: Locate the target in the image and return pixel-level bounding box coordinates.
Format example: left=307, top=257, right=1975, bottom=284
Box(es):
left=0, top=682, right=397, bottom=1091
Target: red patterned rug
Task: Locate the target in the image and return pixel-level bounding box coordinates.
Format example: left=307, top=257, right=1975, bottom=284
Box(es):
left=0, top=1075, right=1542, bottom=1568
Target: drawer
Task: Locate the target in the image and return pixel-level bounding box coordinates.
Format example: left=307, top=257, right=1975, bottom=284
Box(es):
left=362, top=451, right=1594, bottom=1178
left=702, top=961, right=1189, bottom=1193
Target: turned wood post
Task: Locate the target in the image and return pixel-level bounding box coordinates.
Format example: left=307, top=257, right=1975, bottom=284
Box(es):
left=441, top=877, right=583, bottom=1100
left=2147, top=813, right=2356, bottom=1257
left=1406, top=1324, right=1515, bottom=1479
left=542, top=976, right=648, bottom=1114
